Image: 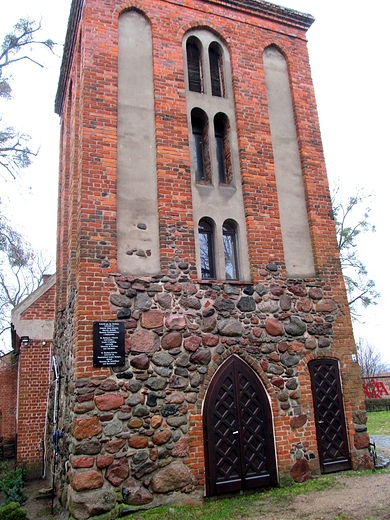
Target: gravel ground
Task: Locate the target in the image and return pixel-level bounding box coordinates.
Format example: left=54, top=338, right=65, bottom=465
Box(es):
left=246, top=471, right=390, bottom=520
left=372, top=435, right=390, bottom=448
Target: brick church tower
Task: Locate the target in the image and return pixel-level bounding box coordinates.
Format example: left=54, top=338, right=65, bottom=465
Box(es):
left=52, top=0, right=370, bottom=517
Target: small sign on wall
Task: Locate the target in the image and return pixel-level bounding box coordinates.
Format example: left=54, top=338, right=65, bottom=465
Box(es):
left=93, top=321, right=125, bottom=367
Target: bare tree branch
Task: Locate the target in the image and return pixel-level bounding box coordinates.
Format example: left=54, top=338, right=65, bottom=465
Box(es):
left=0, top=18, right=55, bottom=178
left=0, top=248, right=53, bottom=351
left=0, top=19, right=55, bottom=70
left=332, top=186, right=379, bottom=320
left=357, top=339, right=389, bottom=398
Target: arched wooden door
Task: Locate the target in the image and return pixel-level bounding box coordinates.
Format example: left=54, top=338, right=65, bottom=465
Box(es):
left=309, top=358, right=351, bottom=474
left=203, top=356, right=277, bottom=496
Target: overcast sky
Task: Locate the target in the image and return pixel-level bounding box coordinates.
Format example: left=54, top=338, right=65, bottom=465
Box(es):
left=1, top=0, right=389, bottom=363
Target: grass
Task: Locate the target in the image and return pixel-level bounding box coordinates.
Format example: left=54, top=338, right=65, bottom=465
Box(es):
left=120, top=412, right=390, bottom=520
left=121, top=470, right=390, bottom=520
left=367, top=410, right=390, bottom=436
left=122, top=476, right=337, bottom=520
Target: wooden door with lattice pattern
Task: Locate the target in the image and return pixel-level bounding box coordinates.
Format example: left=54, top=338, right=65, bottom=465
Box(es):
left=204, top=356, right=277, bottom=496
left=309, top=358, right=351, bottom=474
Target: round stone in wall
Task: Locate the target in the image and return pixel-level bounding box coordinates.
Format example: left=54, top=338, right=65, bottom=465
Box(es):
left=217, top=318, right=243, bottom=337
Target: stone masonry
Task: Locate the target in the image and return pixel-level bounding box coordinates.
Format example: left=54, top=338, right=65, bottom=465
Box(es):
left=53, top=262, right=370, bottom=518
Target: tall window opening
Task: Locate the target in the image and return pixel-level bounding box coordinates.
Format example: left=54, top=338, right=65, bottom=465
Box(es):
left=223, top=220, right=239, bottom=280
left=199, top=218, right=216, bottom=279
left=209, top=42, right=224, bottom=97
left=187, top=37, right=203, bottom=93
left=191, top=108, right=210, bottom=182
left=184, top=30, right=251, bottom=281
left=214, top=113, right=232, bottom=185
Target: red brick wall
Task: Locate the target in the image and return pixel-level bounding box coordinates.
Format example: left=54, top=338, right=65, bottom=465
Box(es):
left=53, top=0, right=368, bottom=513
left=58, top=0, right=361, bottom=438
left=0, top=352, right=18, bottom=445
left=56, top=1, right=321, bottom=372
left=20, top=284, right=56, bottom=321
left=16, top=341, right=51, bottom=472
left=56, top=0, right=357, bottom=391
left=11, top=278, right=55, bottom=472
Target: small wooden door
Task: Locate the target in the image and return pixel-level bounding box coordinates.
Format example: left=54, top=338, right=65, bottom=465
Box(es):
left=309, top=359, right=351, bottom=474
left=204, top=356, right=277, bottom=496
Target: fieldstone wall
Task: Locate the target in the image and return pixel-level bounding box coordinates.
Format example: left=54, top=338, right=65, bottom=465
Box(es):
left=51, top=263, right=369, bottom=519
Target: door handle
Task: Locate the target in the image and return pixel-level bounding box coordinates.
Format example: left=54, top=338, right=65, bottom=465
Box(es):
left=318, top=420, right=324, bottom=424
left=232, top=431, right=238, bottom=435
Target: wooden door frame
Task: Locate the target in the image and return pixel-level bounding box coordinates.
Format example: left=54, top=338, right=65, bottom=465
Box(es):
left=203, top=355, right=277, bottom=496
left=309, top=358, right=351, bottom=474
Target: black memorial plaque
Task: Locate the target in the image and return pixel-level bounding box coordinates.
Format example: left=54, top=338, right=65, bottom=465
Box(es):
left=93, top=321, right=125, bottom=367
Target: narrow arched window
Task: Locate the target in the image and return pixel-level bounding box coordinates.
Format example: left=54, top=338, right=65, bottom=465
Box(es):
left=214, top=113, right=232, bottom=184
left=187, top=37, right=203, bottom=93
left=209, top=42, right=224, bottom=97
left=223, top=220, right=239, bottom=280
left=199, top=219, right=216, bottom=279
left=191, top=108, right=210, bottom=182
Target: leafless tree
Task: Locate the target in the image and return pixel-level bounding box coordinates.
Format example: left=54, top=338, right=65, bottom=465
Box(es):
left=358, top=338, right=389, bottom=378
left=0, top=212, right=52, bottom=350
left=357, top=338, right=389, bottom=398
left=0, top=18, right=56, bottom=351
left=0, top=18, right=55, bottom=179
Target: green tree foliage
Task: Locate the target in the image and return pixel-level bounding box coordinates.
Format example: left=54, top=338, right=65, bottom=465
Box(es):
left=0, top=502, right=27, bottom=520
left=0, top=18, right=54, bottom=178
left=0, top=466, right=27, bottom=506
left=332, top=189, right=380, bottom=319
